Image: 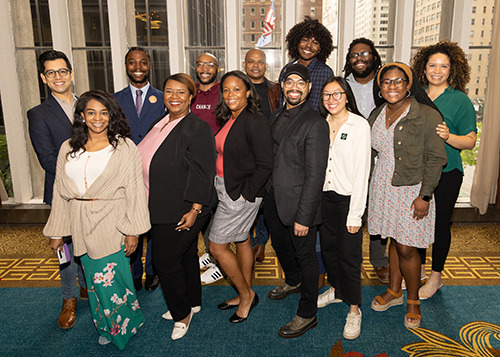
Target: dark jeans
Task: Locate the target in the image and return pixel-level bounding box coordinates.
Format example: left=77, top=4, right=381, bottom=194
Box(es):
left=418, top=169, right=463, bottom=272
left=319, top=191, right=362, bottom=306
left=264, top=191, right=318, bottom=319
left=151, top=215, right=209, bottom=322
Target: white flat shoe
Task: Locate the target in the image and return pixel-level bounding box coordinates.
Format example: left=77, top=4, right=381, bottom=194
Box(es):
left=98, top=336, right=111, bottom=345
left=171, top=310, right=193, bottom=340
left=162, top=306, right=201, bottom=320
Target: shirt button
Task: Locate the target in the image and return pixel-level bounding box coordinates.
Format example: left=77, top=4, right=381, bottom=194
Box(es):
left=398, top=126, right=403, bottom=130
left=398, top=157, right=402, bottom=160
left=394, top=172, right=398, bottom=176
left=328, top=181, right=331, bottom=184
left=397, top=141, right=402, bottom=145
left=329, top=158, right=332, bottom=160
left=328, top=169, right=331, bottom=172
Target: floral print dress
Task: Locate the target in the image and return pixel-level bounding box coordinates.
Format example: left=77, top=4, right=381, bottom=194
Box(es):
left=367, top=105, right=435, bottom=248
left=81, top=246, right=145, bottom=350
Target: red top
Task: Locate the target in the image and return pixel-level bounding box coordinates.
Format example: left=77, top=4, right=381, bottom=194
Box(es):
left=215, top=117, right=236, bottom=178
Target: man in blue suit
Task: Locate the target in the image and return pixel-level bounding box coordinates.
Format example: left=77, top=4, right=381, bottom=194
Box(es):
left=113, top=47, right=165, bottom=292
left=27, top=50, right=87, bottom=330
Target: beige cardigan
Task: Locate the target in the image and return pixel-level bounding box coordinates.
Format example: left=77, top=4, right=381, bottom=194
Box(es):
left=43, top=137, right=151, bottom=260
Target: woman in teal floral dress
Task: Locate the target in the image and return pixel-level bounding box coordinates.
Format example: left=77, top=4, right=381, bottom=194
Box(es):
left=43, top=90, right=151, bottom=349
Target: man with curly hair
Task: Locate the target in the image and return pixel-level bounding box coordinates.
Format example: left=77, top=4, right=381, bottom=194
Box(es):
left=342, top=38, right=390, bottom=286
left=278, top=16, right=334, bottom=113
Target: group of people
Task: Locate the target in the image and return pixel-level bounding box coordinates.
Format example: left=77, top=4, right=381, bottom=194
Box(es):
left=28, top=15, right=476, bottom=350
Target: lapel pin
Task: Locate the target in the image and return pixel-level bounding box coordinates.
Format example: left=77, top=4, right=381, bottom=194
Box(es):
left=341, top=133, right=348, bottom=140
left=149, top=95, right=157, bottom=104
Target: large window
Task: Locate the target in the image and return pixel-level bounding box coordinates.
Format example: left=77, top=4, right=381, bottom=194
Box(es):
left=241, top=0, right=282, bottom=81
left=134, top=0, right=170, bottom=89
left=185, top=0, right=225, bottom=79
left=72, top=0, right=113, bottom=92
left=354, top=0, right=394, bottom=65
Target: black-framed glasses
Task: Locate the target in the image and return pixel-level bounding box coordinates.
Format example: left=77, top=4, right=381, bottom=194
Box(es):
left=349, top=51, right=372, bottom=59
left=43, top=68, right=71, bottom=78
left=283, top=78, right=307, bottom=89
left=195, top=61, right=217, bottom=68
left=322, top=92, right=346, bottom=101
left=380, top=78, right=407, bottom=88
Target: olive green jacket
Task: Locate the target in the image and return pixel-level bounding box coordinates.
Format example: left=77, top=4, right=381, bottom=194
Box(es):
left=368, top=98, right=447, bottom=198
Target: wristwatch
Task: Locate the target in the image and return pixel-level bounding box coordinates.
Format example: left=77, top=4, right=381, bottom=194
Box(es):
left=420, top=195, right=431, bottom=202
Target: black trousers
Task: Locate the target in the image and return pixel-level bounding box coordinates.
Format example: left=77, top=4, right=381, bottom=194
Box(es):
left=319, top=191, right=362, bottom=306
left=264, top=191, right=318, bottom=319
left=418, top=169, right=463, bottom=272
left=151, top=214, right=209, bottom=322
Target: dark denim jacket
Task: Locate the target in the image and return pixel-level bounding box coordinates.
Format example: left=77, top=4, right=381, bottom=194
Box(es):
left=368, top=98, right=447, bottom=197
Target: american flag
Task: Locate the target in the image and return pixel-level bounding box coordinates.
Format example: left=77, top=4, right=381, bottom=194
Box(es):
left=256, top=1, right=276, bottom=47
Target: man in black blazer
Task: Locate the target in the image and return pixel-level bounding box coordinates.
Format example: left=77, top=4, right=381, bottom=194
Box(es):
left=113, top=47, right=164, bottom=292
left=264, top=63, right=329, bottom=338
left=27, top=50, right=87, bottom=330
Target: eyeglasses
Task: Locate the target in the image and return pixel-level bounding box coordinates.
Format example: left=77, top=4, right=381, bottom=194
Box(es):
left=43, top=68, right=71, bottom=78
left=349, top=51, right=372, bottom=59
left=322, top=92, right=346, bottom=101
left=195, top=61, right=217, bottom=68
left=283, top=78, right=308, bottom=89
left=380, top=78, right=407, bottom=88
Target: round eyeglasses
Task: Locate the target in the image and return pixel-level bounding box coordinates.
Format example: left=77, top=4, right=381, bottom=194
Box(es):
left=380, top=78, right=407, bottom=88
left=322, top=92, right=346, bottom=101
left=43, top=68, right=71, bottom=78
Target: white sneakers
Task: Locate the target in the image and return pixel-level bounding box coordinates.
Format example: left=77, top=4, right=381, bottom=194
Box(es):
left=171, top=310, right=193, bottom=340
left=162, top=306, right=201, bottom=320
left=317, top=287, right=342, bottom=308
left=343, top=310, right=362, bottom=340
left=200, top=265, right=223, bottom=284
left=199, top=253, right=223, bottom=284
left=198, top=253, right=214, bottom=269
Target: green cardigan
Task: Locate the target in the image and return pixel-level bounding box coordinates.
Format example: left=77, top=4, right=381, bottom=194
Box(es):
left=368, top=98, right=447, bottom=198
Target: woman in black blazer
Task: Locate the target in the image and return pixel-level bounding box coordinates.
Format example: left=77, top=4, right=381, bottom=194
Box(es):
left=209, top=70, right=273, bottom=323
left=137, top=73, right=216, bottom=340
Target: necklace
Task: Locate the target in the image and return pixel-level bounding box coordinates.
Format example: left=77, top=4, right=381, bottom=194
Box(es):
left=386, top=99, right=410, bottom=125
left=82, top=152, right=92, bottom=198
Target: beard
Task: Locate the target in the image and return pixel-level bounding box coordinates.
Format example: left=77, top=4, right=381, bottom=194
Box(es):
left=196, top=71, right=217, bottom=85
left=352, top=60, right=376, bottom=79
left=127, top=71, right=150, bottom=84
left=285, top=89, right=306, bottom=106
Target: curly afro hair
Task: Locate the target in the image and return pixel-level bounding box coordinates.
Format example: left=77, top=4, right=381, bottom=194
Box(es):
left=285, top=16, right=333, bottom=63
left=410, top=39, right=471, bottom=92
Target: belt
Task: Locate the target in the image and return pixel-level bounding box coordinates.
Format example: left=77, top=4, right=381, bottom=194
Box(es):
left=74, top=197, right=99, bottom=201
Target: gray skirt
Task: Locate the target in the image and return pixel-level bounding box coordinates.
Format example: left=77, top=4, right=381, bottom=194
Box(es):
left=209, top=175, right=262, bottom=244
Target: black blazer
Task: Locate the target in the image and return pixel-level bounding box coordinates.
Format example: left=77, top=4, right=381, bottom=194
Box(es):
left=219, top=107, right=273, bottom=202
left=270, top=103, right=329, bottom=227
left=27, top=95, right=73, bottom=204
left=148, top=112, right=217, bottom=224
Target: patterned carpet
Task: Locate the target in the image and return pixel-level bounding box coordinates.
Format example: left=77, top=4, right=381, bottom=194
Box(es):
left=1, top=224, right=499, bottom=288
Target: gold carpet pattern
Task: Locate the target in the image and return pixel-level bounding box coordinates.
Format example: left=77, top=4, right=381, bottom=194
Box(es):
left=1, top=224, right=499, bottom=288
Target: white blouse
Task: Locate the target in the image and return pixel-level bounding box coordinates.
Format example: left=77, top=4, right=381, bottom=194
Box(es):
left=65, top=145, right=113, bottom=197
left=323, top=112, right=371, bottom=227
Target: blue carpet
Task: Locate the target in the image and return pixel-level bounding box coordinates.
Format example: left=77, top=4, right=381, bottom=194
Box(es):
left=1, top=285, right=499, bottom=356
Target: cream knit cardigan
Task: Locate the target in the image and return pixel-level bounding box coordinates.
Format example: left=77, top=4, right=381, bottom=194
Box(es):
left=43, top=137, right=151, bottom=260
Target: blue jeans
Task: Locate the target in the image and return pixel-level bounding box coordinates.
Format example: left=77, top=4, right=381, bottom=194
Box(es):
left=60, top=239, right=86, bottom=299
left=250, top=210, right=269, bottom=247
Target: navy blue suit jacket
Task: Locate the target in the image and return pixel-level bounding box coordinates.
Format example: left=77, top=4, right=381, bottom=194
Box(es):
left=27, top=95, right=73, bottom=204
left=113, top=85, right=165, bottom=144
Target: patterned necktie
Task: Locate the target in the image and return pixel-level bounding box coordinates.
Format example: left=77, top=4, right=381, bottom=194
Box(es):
left=136, top=89, right=143, bottom=116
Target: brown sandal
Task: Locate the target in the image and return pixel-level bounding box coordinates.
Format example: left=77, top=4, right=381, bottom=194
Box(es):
left=371, top=288, right=404, bottom=312
left=404, top=299, right=421, bottom=329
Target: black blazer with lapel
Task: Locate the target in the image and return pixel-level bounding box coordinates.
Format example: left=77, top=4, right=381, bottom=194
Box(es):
left=27, top=95, right=73, bottom=204
left=270, top=102, right=329, bottom=227
left=220, top=107, right=273, bottom=202
left=148, top=112, right=217, bottom=224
